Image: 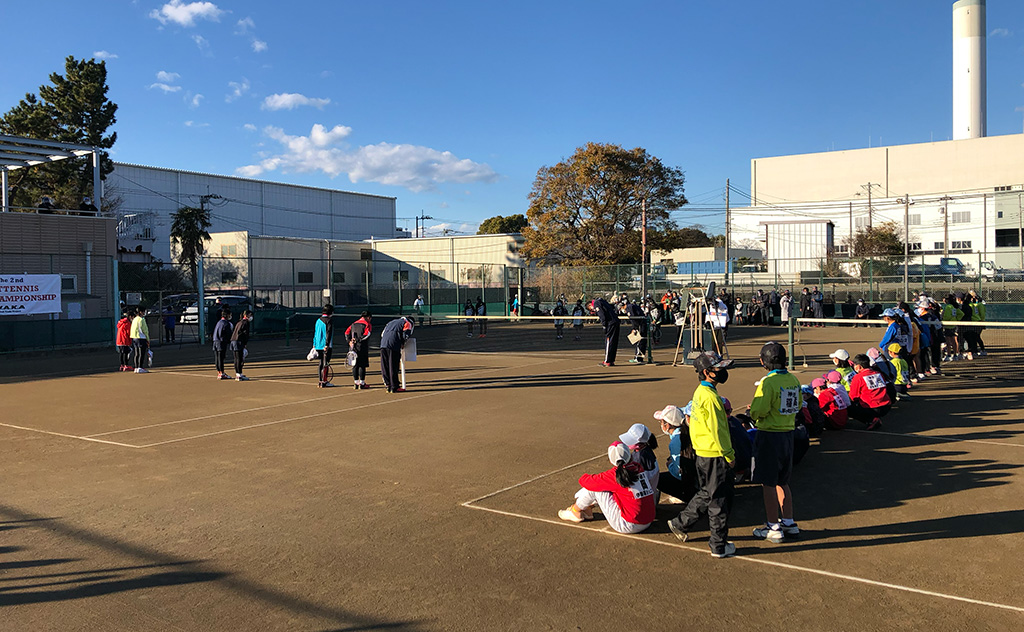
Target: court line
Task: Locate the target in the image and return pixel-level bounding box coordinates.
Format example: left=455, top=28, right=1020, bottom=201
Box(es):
left=461, top=503, right=1024, bottom=615
left=134, top=357, right=584, bottom=448
left=155, top=370, right=325, bottom=388
left=0, top=423, right=142, bottom=449
left=93, top=357, right=571, bottom=439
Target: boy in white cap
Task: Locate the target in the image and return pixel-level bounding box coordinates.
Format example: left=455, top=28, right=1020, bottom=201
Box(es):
left=667, top=351, right=736, bottom=558
left=828, top=348, right=855, bottom=386
left=654, top=405, right=697, bottom=505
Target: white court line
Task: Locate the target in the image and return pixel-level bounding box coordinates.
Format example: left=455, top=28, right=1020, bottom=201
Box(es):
left=0, top=423, right=142, bottom=449
left=157, top=370, right=324, bottom=388
left=462, top=503, right=1024, bottom=615
left=462, top=453, right=1024, bottom=615
left=846, top=428, right=1024, bottom=449
left=95, top=356, right=571, bottom=439
left=135, top=357, right=584, bottom=448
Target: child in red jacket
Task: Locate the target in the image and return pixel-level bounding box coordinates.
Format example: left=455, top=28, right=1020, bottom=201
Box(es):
left=847, top=354, right=892, bottom=431
left=116, top=309, right=133, bottom=371
left=813, top=377, right=847, bottom=430
left=558, top=442, right=656, bottom=534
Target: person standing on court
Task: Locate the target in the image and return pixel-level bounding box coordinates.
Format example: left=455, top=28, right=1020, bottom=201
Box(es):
left=212, top=307, right=233, bottom=380
left=810, top=286, right=825, bottom=325
left=380, top=315, right=415, bottom=393
left=475, top=296, right=487, bottom=338
left=667, top=351, right=736, bottom=558
left=314, top=304, right=335, bottom=388
left=464, top=299, right=476, bottom=338
left=230, top=309, right=252, bottom=381
left=799, top=287, right=812, bottom=320
left=130, top=307, right=150, bottom=374
left=589, top=297, right=620, bottom=367
left=413, top=294, right=425, bottom=326
left=748, top=342, right=801, bottom=543
left=625, top=298, right=647, bottom=363
left=345, top=311, right=373, bottom=390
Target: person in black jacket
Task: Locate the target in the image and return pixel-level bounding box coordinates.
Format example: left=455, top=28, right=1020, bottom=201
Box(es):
left=345, top=312, right=373, bottom=389
left=799, top=288, right=813, bottom=319
left=588, top=297, right=620, bottom=367
left=380, top=316, right=414, bottom=393
left=212, top=307, right=233, bottom=380
left=624, top=299, right=648, bottom=363
left=230, top=309, right=252, bottom=381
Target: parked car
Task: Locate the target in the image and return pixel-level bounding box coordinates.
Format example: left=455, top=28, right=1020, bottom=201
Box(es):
left=181, top=295, right=251, bottom=323
left=146, top=293, right=197, bottom=317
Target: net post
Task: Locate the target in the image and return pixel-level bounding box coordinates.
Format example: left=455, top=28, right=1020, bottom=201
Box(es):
left=786, top=316, right=795, bottom=371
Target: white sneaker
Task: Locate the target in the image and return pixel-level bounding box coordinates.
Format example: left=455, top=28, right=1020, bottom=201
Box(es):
left=753, top=525, right=785, bottom=543
left=135, top=368, right=149, bottom=374
left=711, top=542, right=737, bottom=558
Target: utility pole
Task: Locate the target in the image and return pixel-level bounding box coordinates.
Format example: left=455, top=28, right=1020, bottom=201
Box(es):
left=903, top=194, right=910, bottom=301
left=940, top=195, right=953, bottom=258
left=640, top=197, right=648, bottom=300
left=725, top=179, right=731, bottom=292
left=1018, top=193, right=1023, bottom=269
left=859, top=183, right=878, bottom=230
left=415, top=211, right=433, bottom=238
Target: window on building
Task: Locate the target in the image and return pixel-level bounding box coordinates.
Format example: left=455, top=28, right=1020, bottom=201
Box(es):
left=835, top=244, right=849, bottom=254
left=360, top=272, right=373, bottom=283
left=996, top=229, right=1020, bottom=248
left=934, top=242, right=945, bottom=251
left=908, top=214, right=921, bottom=226
left=855, top=217, right=870, bottom=230
left=393, top=270, right=409, bottom=283
left=951, top=240, right=971, bottom=250
left=951, top=211, right=971, bottom=224
left=220, top=244, right=238, bottom=256
left=221, top=271, right=238, bottom=283
left=998, top=211, right=1004, bottom=219
left=909, top=243, right=922, bottom=252
left=332, top=272, right=345, bottom=283
left=60, top=275, right=77, bottom=293
left=297, top=271, right=314, bottom=284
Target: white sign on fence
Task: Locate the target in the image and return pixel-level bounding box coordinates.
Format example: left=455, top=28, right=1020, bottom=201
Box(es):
left=0, top=274, right=61, bottom=316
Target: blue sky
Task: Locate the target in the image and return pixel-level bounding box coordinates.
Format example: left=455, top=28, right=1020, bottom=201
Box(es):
left=3, top=1, right=1023, bottom=236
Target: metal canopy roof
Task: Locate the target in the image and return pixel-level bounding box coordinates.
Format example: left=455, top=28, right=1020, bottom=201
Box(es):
left=0, top=134, right=102, bottom=213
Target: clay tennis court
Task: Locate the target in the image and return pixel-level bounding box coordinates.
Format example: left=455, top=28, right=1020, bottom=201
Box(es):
left=2, top=322, right=1023, bottom=630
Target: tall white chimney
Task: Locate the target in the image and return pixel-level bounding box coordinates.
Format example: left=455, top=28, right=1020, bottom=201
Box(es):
left=952, top=0, right=986, bottom=140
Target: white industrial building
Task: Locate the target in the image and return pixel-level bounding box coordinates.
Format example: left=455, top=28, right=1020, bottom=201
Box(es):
left=729, top=0, right=1024, bottom=277
left=106, top=162, right=401, bottom=264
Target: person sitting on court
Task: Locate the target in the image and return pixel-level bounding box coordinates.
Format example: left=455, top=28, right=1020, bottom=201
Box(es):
left=798, top=385, right=825, bottom=437
left=828, top=348, right=855, bottom=387
left=847, top=354, right=891, bottom=431
left=314, top=304, right=335, bottom=388
left=619, top=422, right=659, bottom=498
left=653, top=404, right=698, bottom=505
left=887, top=343, right=912, bottom=401
left=723, top=398, right=753, bottom=483
left=813, top=377, right=847, bottom=430
left=666, top=351, right=737, bottom=558
left=558, top=442, right=655, bottom=534
left=866, top=346, right=898, bottom=404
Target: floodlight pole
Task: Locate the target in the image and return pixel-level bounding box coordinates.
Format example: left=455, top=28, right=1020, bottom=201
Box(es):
left=903, top=194, right=910, bottom=301
left=640, top=197, right=648, bottom=300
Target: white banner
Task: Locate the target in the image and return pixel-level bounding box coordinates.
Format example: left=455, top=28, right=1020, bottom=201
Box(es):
left=0, top=274, right=61, bottom=315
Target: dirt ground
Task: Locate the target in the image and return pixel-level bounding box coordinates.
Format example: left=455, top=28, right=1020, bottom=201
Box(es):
left=2, top=321, right=1023, bottom=631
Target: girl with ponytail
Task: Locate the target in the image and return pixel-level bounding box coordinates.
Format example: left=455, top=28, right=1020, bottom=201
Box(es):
left=557, top=442, right=655, bottom=534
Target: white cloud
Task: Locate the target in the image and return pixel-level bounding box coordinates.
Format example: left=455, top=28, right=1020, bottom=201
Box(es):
left=236, top=123, right=500, bottom=192
left=425, top=221, right=478, bottom=236
left=320, top=70, right=333, bottom=78
left=94, top=50, right=118, bottom=59
left=261, top=93, right=330, bottom=111
left=252, top=39, right=268, bottom=52
left=192, top=34, right=210, bottom=52
left=150, top=82, right=182, bottom=93
left=188, top=93, right=204, bottom=108
left=226, top=78, right=250, bottom=102
left=990, top=28, right=1011, bottom=37
left=184, top=120, right=210, bottom=128
left=439, top=202, right=450, bottom=209
left=236, top=16, right=255, bottom=33
left=150, top=1, right=224, bottom=27
left=243, top=123, right=257, bottom=131
left=156, top=70, right=181, bottom=82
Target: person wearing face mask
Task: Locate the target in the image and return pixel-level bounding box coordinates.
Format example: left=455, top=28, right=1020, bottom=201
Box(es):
left=552, top=299, right=568, bottom=340
left=666, top=351, right=737, bottom=559
left=854, top=298, right=870, bottom=326
left=747, top=342, right=801, bottom=544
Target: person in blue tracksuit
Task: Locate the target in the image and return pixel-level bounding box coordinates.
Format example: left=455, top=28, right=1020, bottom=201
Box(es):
left=314, top=304, right=335, bottom=388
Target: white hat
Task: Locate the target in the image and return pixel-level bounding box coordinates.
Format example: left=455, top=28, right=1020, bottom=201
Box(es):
left=618, top=423, right=652, bottom=447
left=608, top=442, right=632, bottom=466
left=653, top=405, right=684, bottom=427
left=829, top=349, right=850, bottom=361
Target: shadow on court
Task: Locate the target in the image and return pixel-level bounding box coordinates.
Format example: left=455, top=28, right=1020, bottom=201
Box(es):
left=0, top=505, right=423, bottom=629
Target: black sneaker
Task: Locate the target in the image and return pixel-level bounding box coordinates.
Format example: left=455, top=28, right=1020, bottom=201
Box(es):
left=711, top=542, right=736, bottom=558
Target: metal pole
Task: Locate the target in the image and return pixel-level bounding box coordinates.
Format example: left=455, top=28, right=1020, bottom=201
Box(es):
left=641, top=197, right=648, bottom=300
left=787, top=316, right=795, bottom=372
left=111, top=256, right=120, bottom=341
left=503, top=264, right=509, bottom=316
left=1, top=168, right=8, bottom=212
left=724, top=180, right=730, bottom=289
left=198, top=255, right=206, bottom=345
left=92, top=149, right=102, bottom=213
left=903, top=194, right=910, bottom=301
left=455, top=263, right=460, bottom=313
left=517, top=268, right=523, bottom=320
left=1018, top=193, right=1023, bottom=269
left=427, top=262, right=433, bottom=321
left=364, top=259, right=370, bottom=307
left=398, top=262, right=404, bottom=314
